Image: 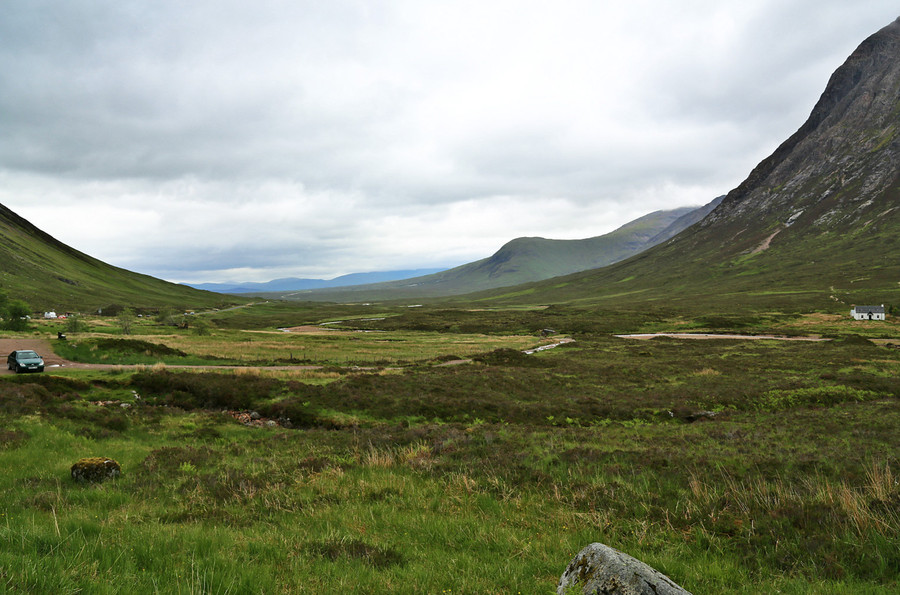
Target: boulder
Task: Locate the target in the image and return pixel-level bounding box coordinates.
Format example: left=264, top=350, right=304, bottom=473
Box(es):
left=70, top=457, right=122, bottom=483
left=558, top=543, right=691, bottom=595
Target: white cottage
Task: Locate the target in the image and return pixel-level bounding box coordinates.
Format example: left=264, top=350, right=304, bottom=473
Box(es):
left=850, top=305, right=886, bottom=321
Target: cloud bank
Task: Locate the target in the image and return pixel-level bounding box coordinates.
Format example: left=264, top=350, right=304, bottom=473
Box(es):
left=1, top=1, right=897, bottom=282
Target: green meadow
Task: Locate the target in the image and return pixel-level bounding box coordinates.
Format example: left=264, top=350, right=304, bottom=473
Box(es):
left=1, top=303, right=898, bottom=593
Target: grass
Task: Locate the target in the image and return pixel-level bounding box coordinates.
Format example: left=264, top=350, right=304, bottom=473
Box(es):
left=0, top=204, right=237, bottom=313
left=38, top=309, right=562, bottom=368
left=1, top=305, right=899, bottom=593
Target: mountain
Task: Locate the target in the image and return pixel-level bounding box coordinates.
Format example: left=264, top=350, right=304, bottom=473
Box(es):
left=0, top=202, right=233, bottom=312
left=267, top=200, right=720, bottom=301
left=646, top=196, right=724, bottom=244
left=477, top=17, right=900, bottom=310
left=185, top=269, right=446, bottom=294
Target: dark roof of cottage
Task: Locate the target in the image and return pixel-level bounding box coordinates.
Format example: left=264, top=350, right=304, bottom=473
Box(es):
left=853, top=305, right=885, bottom=313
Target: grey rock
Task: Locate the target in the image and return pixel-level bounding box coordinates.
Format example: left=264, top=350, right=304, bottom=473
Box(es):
left=250, top=411, right=261, bottom=420
left=557, top=543, right=691, bottom=595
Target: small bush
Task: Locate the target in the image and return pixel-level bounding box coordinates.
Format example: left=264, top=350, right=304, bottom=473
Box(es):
left=141, top=446, right=214, bottom=474
left=4, top=374, right=90, bottom=392
left=0, top=383, right=56, bottom=415
left=259, top=397, right=331, bottom=429
left=130, top=370, right=278, bottom=410
left=306, top=538, right=404, bottom=569
left=91, top=338, right=187, bottom=357
left=0, top=429, right=28, bottom=449
left=473, top=348, right=548, bottom=367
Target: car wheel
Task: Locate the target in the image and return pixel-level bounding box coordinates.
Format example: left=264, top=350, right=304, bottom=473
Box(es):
left=14, top=364, right=22, bottom=373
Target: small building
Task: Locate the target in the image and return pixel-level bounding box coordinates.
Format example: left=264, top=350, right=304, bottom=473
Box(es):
left=43, top=311, right=57, bottom=319
left=851, top=305, right=886, bottom=321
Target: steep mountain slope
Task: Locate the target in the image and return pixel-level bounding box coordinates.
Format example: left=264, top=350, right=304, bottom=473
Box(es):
left=268, top=201, right=717, bottom=301
left=0, top=203, right=232, bottom=311
left=646, top=196, right=723, bottom=245
left=480, top=17, right=900, bottom=310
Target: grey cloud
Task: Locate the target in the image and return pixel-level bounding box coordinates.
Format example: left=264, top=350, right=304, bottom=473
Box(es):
left=2, top=1, right=898, bottom=282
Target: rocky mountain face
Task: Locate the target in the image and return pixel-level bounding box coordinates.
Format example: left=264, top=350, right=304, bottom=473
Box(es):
left=698, top=16, right=900, bottom=253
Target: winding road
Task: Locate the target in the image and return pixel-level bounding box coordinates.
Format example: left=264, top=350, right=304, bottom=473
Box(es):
left=0, top=338, right=323, bottom=375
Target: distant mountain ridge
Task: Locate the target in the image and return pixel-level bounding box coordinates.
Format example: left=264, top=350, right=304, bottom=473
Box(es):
left=267, top=198, right=722, bottom=301
left=185, top=269, right=447, bottom=294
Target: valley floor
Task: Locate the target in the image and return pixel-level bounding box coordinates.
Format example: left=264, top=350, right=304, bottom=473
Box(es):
left=1, top=307, right=898, bottom=593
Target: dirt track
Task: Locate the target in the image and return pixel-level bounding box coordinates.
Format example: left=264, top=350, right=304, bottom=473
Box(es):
left=0, top=338, right=77, bottom=375
left=0, top=338, right=323, bottom=375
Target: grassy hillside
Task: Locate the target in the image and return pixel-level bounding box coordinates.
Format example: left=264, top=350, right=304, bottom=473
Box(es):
left=269, top=204, right=714, bottom=302
left=0, top=203, right=236, bottom=312
left=466, top=184, right=900, bottom=313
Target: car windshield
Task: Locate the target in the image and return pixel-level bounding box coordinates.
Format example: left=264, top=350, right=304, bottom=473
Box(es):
left=18, top=351, right=39, bottom=359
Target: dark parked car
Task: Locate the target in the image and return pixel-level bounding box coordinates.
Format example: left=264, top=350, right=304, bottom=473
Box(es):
left=7, top=350, right=44, bottom=373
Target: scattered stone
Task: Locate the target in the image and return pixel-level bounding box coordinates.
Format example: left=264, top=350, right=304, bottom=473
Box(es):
left=71, top=457, right=122, bottom=483
left=120, top=402, right=132, bottom=409
left=683, top=410, right=717, bottom=423
left=558, top=543, right=692, bottom=595
left=671, top=408, right=719, bottom=423
left=226, top=410, right=282, bottom=428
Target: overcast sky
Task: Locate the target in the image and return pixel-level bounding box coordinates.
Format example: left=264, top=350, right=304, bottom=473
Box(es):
left=1, top=1, right=897, bottom=283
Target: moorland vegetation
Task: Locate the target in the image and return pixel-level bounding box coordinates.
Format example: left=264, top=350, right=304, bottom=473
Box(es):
left=0, top=301, right=898, bottom=593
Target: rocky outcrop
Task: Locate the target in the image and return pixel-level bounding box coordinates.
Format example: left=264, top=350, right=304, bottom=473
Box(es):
left=557, top=543, right=692, bottom=595
left=70, top=457, right=121, bottom=482
left=704, top=17, right=900, bottom=236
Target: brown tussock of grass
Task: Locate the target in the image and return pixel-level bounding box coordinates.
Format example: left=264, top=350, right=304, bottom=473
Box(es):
left=686, top=461, right=899, bottom=538
left=449, top=473, right=478, bottom=495
left=363, top=442, right=433, bottom=470
left=694, top=368, right=721, bottom=376
left=364, top=448, right=395, bottom=468
left=232, top=367, right=261, bottom=377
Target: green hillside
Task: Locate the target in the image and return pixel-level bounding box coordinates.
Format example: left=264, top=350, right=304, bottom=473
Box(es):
left=270, top=202, right=719, bottom=302
left=0, top=203, right=235, bottom=312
